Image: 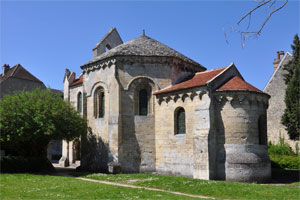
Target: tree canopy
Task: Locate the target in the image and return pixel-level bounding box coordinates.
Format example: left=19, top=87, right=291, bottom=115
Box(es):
left=281, top=34, right=300, bottom=140
left=0, top=88, right=87, bottom=157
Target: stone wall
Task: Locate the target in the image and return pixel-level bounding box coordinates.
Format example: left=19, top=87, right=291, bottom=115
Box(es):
left=118, top=61, right=174, bottom=173
left=154, top=88, right=205, bottom=177
left=0, top=77, right=45, bottom=98
left=81, top=63, right=121, bottom=171
left=264, top=54, right=298, bottom=150
left=213, top=91, right=271, bottom=182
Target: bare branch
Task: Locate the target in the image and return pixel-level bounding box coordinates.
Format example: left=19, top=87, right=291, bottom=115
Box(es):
left=232, top=0, right=288, bottom=47
left=222, top=26, right=229, bottom=44
left=268, top=0, right=276, bottom=9
left=256, top=0, right=288, bottom=35
left=237, top=0, right=271, bottom=25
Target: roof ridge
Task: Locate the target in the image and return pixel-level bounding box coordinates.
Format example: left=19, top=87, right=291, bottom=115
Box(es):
left=263, top=51, right=292, bottom=91
left=196, top=66, right=228, bottom=75
left=205, top=63, right=234, bottom=85
left=11, top=64, right=20, bottom=77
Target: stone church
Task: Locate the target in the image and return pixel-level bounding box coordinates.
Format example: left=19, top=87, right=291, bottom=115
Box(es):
left=61, top=28, right=271, bottom=182
left=264, top=51, right=298, bottom=150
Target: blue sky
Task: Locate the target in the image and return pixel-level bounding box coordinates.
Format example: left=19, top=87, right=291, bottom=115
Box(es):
left=1, top=0, right=299, bottom=90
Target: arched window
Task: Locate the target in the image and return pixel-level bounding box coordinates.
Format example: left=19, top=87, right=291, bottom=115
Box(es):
left=77, top=92, right=82, bottom=113
left=175, top=107, right=186, bottom=134
left=258, top=115, right=267, bottom=145
left=105, top=44, right=112, bottom=52
left=94, top=87, right=105, bottom=118
left=139, top=89, right=148, bottom=115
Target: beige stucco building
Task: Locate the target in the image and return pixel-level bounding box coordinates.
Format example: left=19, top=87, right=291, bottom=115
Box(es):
left=61, top=28, right=271, bottom=182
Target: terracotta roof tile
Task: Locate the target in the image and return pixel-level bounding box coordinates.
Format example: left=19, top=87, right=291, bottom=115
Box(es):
left=70, top=75, right=83, bottom=87
left=153, top=66, right=228, bottom=95
left=217, top=76, right=262, bottom=93
left=1, top=64, right=43, bottom=83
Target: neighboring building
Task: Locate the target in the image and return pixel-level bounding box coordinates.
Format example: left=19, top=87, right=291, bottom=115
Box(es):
left=62, top=28, right=271, bottom=182
left=0, top=63, right=63, bottom=160
left=0, top=64, right=46, bottom=98
left=264, top=51, right=298, bottom=150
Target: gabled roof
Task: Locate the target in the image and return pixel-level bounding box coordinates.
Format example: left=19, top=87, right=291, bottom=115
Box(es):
left=217, top=76, right=262, bottom=93
left=82, top=35, right=205, bottom=69
left=0, top=64, right=43, bottom=83
left=263, top=51, right=292, bottom=91
left=153, top=66, right=229, bottom=95
left=70, top=74, right=83, bottom=87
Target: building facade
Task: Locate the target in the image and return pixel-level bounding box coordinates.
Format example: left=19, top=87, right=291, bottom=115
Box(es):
left=61, top=28, right=271, bottom=182
left=0, top=64, right=46, bottom=98
left=264, top=51, right=299, bottom=150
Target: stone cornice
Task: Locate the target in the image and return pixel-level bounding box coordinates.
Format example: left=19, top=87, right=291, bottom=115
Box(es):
left=156, top=89, right=207, bottom=104
left=82, top=58, right=116, bottom=74
left=213, top=91, right=269, bottom=109
left=81, top=56, right=203, bottom=74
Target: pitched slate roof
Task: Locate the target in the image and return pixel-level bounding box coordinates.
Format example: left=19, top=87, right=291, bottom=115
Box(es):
left=153, top=66, right=228, bottom=95
left=70, top=74, right=83, bottom=87
left=82, top=35, right=205, bottom=69
left=1, top=64, right=43, bottom=83
left=217, top=76, right=262, bottom=93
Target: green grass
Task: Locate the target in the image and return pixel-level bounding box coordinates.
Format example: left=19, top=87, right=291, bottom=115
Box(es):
left=0, top=174, right=201, bottom=199
left=83, top=173, right=300, bottom=200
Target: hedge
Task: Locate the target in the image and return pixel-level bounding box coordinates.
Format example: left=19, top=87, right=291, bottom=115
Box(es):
left=0, top=156, right=55, bottom=173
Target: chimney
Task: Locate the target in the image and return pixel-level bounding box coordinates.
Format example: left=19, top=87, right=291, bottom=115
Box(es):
left=279, top=51, right=285, bottom=60
left=273, top=51, right=282, bottom=71
left=2, top=64, right=10, bottom=75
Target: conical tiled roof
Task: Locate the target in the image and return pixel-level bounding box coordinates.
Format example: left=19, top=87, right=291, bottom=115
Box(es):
left=217, top=76, right=263, bottom=93
left=82, top=36, right=204, bottom=69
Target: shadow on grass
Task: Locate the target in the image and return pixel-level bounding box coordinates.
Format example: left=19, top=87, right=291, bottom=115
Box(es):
left=271, top=168, right=300, bottom=184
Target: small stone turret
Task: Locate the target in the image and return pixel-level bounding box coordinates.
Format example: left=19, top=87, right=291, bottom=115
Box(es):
left=214, top=76, right=271, bottom=183
left=92, top=28, right=123, bottom=59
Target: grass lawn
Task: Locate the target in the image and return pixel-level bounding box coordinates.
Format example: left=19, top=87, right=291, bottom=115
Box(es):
left=83, top=173, right=300, bottom=200
left=0, top=174, right=200, bottom=199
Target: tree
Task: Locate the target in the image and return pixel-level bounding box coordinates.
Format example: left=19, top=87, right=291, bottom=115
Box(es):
left=0, top=88, right=87, bottom=157
left=283, top=34, right=300, bottom=84
left=281, top=34, right=300, bottom=140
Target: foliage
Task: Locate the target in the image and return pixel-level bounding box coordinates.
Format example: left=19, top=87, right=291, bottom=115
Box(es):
left=0, top=174, right=193, bottom=200
left=84, top=173, right=300, bottom=199
left=283, top=34, right=300, bottom=84
left=0, top=88, right=87, bottom=157
left=0, top=156, right=55, bottom=173
left=269, top=154, right=300, bottom=170
left=268, top=138, right=299, bottom=169
left=268, top=138, right=295, bottom=156
left=281, top=34, right=300, bottom=140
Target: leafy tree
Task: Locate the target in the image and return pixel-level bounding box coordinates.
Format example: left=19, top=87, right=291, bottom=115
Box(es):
left=283, top=34, right=300, bottom=84
left=281, top=34, right=300, bottom=140
left=0, top=88, right=87, bottom=157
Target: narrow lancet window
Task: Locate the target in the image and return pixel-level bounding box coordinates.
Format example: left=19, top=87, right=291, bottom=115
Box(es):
left=94, top=87, right=105, bottom=118
left=175, top=107, right=186, bottom=134
left=139, top=89, right=148, bottom=115
left=77, top=92, right=82, bottom=113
